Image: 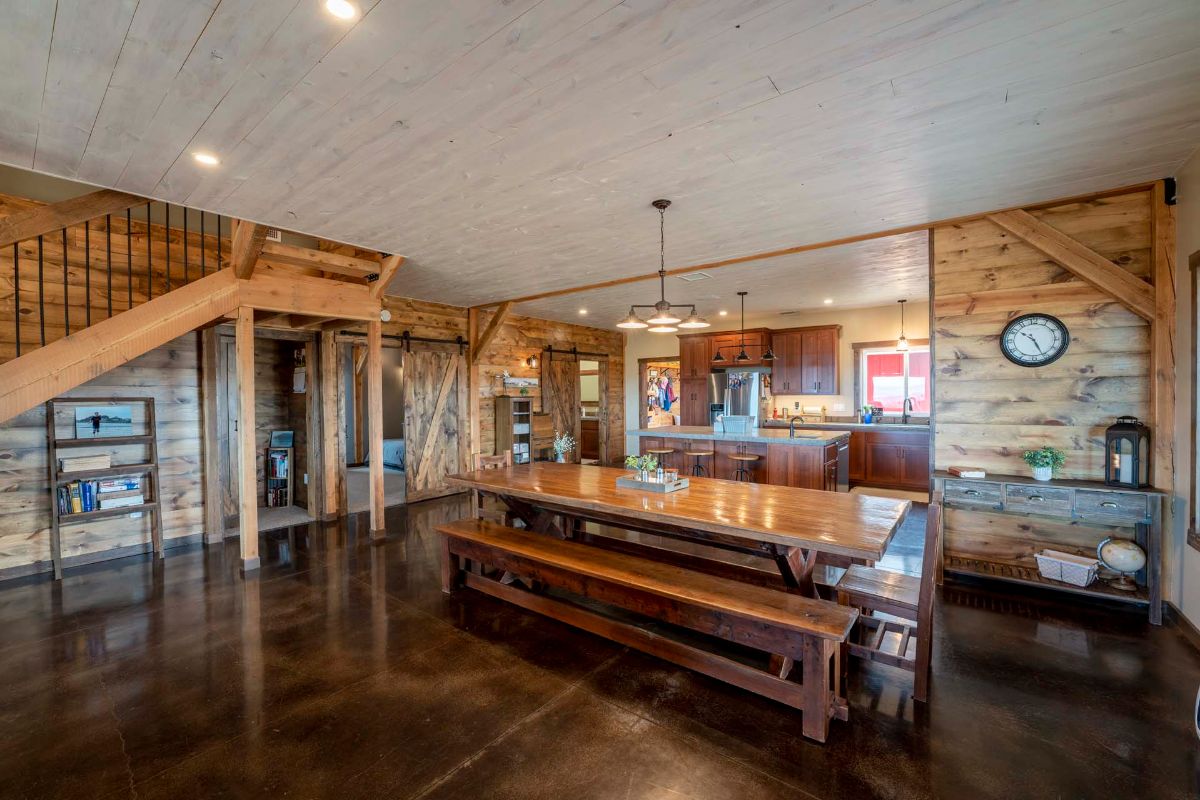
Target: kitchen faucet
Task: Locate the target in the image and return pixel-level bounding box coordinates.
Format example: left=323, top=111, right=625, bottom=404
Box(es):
left=789, top=416, right=802, bottom=439
left=902, top=397, right=915, bottom=425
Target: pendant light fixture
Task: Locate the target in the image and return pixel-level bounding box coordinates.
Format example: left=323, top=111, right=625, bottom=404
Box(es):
left=615, top=200, right=709, bottom=333
left=711, top=292, right=775, bottom=363
left=895, top=299, right=910, bottom=352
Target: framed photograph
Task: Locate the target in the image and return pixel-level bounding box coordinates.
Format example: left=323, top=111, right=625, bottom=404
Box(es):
left=270, top=430, right=294, bottom=448
left=75, top=405, right=133, bottom=439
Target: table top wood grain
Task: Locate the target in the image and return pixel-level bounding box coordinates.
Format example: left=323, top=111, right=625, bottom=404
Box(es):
left=448, top=463, right=909, bottom=561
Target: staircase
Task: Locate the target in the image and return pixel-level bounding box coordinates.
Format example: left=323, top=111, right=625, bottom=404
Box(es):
left=0, top=192, right=386, bottom=425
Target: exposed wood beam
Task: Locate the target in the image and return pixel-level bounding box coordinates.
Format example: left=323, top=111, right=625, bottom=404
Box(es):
left=230, top=221, right=269, bottom=279
left=319, top=330, right=343, bottom=520
left=235, top=305, right=260, bottom=572
left=259, top=240, right=379, bottom=280
left=239, top=271, right=381, bottom=321
left=370, top=254, right=406, bottom=299
left=468, top=307, right=481, bottom=458
left=986, top=209, right=1155, bottom=321
left=254, top=309, right=292, bottom=326
left=287, top=314, right=329, bottom=330
left=0, top=189, right=146, bottom=248
left=1150, top=179, right=1176, bottom=500
left=477, top=181, right=1157, bottom=308
left=471, top=302, right=512, bottom=366
left=367, top=319, right=385, bottom=539
left=200, top=327, right=224, bottom=544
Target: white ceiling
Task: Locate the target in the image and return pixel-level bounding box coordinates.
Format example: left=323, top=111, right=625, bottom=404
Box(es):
left=0, top=0, right=1197, bottom=310
left=515, top=230, right=929, bottom=326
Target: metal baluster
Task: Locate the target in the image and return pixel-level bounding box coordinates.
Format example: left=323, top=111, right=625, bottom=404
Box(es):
left=84, top=221, right=91, bottom=327
left=106, top=214, right=112, bottom=319
left=200, top=212, right=206, bottom=275
left=37, top=235, right=45, bottom=347
left=183, top=208, right=189, bottom=283
left=62, top=228, right=69, bottom=336
left=126, top=209, right=132, bottom=309
left=146, top=202, right=152, bottom=299
left=12, top=243, right=19, bottom=357
left=165, top=203, right=171, bottom=292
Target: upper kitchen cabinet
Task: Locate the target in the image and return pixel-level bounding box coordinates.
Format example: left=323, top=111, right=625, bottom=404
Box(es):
left=710, top=329, right=772, bottom=366
left=772, top=325, right=840, bottom=395
left=678, top=335, right=711, bottom=379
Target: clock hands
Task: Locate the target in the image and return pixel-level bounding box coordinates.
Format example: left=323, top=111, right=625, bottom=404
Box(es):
left=1021, top=331, right=1046, bottom=355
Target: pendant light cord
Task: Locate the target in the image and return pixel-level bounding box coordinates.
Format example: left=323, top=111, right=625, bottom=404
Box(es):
left=658, top=204, right=666, bottom=302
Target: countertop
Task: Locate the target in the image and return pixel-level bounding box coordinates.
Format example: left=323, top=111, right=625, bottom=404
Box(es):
left=629, top=425, right=850, bottom=446
left=762, top=420, right=930, bottom=433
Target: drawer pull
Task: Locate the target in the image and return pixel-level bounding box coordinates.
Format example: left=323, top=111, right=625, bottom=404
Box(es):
left=963, top=489, right=981, bottom=496
left=1028, top=495, right=1044, bottom=502
left=1100, top=501, right=1118, bottom=509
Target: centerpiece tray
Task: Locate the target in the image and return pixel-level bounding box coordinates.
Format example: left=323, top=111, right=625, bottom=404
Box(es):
left=616, top=474, right=690, bottom=493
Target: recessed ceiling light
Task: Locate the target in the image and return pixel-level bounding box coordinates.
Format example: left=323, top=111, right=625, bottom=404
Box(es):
left=718, top=310, right=728, bottom=316
left=823, top=298, right=833, bottom=304
left=325, top=0, right=357, bottom=19
left=578, top=308, right=588, bottom=315
left=192, top=152, right=220, bottom=166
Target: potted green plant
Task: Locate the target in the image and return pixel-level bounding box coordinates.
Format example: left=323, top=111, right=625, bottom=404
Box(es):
left=1022, top=446, right=1066, bottom=481
left=624, top=454, right=658, bottom=482
left=552, top=431, right=576, bottom=463
left=861, top=405, right=875, bottom=424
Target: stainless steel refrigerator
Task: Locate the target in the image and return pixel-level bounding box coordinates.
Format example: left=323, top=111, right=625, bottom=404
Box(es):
left=707, top=367, right=770, bottom=427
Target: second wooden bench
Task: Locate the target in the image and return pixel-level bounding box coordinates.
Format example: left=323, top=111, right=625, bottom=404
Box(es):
left=438, top=518, right=859, bottom=742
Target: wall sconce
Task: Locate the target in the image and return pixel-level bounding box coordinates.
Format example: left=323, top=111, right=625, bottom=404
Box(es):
left=526, top=355, right=539, bottom=369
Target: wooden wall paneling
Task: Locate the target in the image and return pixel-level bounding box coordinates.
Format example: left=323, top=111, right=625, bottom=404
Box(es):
left=235, top=307, right=259, bottom=572
left=0, top=333, right=207, bottom=576
left=367, top=319, right=384, bottom=537
left=932, top=190, right=1156, bottom=566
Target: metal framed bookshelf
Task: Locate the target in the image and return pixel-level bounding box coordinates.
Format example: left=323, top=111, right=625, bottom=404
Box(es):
left=46, top=397, right=162, bottom=580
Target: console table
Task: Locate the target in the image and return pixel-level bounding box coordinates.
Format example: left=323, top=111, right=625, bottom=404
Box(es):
left=931, top=471, right=1162, bottom=624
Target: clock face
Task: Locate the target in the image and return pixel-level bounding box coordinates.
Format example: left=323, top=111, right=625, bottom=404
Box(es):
left=1000, top=314, right=1070, bottom=367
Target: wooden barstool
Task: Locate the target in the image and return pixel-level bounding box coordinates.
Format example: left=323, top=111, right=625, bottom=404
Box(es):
left=683, top=447, right=715, bottom=477
left=644, top=446, right=676, bottom=471
left=729, top=446, right=760, bottom=482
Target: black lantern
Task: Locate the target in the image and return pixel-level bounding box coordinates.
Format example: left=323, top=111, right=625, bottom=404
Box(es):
left=1105, top=416, right=1150, bottom=488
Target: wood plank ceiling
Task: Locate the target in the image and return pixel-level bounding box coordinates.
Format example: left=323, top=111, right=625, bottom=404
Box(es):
left=0, top=0, right=1196, bottom=314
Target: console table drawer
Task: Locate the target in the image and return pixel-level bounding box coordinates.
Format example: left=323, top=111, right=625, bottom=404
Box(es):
left=944, top=479, right=1003, bottom=509
left=1005, top=484, right=1072, bottom=517
left=1074, top=490, right=1147, bottom=523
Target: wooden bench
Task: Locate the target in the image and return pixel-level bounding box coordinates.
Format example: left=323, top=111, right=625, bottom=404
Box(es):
left=438, top=518, right=859, bottom=742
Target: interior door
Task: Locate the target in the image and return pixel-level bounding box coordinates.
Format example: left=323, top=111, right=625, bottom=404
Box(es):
left=403, top=346, right=470, bottom=502
left=541, top=354, right=580, bottom=462
left=595, top=359, right=610, bottom=465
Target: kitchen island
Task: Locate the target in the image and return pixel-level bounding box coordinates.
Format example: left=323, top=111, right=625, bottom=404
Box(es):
left=630, top=425, right=851, bottom=491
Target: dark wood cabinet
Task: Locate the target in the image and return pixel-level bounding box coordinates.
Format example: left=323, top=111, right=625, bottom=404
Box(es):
left=766, top=444, right=822, bottom=490
left=848, top=432, right=865, bottom=482
left=714, top=440, right=769, bottom=482
left=710, top=330, right=771, bottom=366
left=580, top=418, right=599, bottom=460
left=769, top=325, right=839, bottom=395
left=678, top=377, right=708, bottom=426
left=678, top=336, right=710, bottom=378
left=858, top=429, right=930, bottom=492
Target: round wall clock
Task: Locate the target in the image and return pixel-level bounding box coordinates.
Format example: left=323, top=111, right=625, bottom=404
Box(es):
left=999, top=313, right=1070, bottom=366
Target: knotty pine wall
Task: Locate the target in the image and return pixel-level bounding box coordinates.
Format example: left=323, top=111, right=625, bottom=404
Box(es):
left=932, top=189, right=1154, bottom=565
left=0, top=333, right=205, bottom=577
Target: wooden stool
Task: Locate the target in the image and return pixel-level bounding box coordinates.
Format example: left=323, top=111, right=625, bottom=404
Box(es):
left=683, top=448, right=714, bottom=477
left=729, top=448, right=760, bottom=482
left=645, top=447, right=676, bottom=470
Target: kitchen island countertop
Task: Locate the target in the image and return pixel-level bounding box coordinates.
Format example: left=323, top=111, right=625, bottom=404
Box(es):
left=629, top=425, right=850, bottom=446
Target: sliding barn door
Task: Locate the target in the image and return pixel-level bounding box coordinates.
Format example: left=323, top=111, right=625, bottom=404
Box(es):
left=541, top=354, right=580, bottom=462
left=403, top=346, right=470, bottom=502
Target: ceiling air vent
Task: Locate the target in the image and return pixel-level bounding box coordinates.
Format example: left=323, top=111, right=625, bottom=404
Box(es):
left=677, top=271, right=712, bottom=282
left=264, top=228, right=283, bottom=242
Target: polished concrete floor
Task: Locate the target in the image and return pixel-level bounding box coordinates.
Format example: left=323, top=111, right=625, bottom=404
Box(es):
left=2, top=496, right=1198, bottom=799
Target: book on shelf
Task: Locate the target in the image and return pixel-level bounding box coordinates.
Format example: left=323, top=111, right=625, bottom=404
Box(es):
left=59, top=454, right=112, bottom=472
left=68, top=482, right=83, bottom=513
left=99, top=493, right=144, bottom=510
left=98, top=477, right=141, bottom=493
left=947, top=466, right=987, bottom=478
left=58, top=478, right=145, bottom=515
left=268, top=450, right=289, bottom=479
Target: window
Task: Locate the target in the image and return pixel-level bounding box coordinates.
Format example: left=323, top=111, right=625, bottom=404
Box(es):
left=860, top=345, right=930, bottom=415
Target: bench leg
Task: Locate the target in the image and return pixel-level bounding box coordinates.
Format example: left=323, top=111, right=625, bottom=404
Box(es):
left=768, top=654, right=793, bottom=679
left=801, top=637, right=834, bottom=743
left=440, top=537, right=460, bottom=594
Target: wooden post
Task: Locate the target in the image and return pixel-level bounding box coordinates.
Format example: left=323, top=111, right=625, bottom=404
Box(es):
left=200, top=327, right=224, bottom=544
left=368, top=318, right=385, bottom=538
left=235, top=306, right=260, bottom=572
left=319, top=330, right=342, bottom=520
left=468, top=308, right=480, bottom=459
left=1150, top=180, right=1177, bottom=607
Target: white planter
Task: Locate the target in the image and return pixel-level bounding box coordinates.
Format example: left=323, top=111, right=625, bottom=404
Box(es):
left=1031, top=465, right=1053, bottom=481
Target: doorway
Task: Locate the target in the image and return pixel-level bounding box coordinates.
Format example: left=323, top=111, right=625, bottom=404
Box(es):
left=541, top=350, right=612, bottom=465
left=340, top=340, right=407, bottom=512
left=639, top=357, right=681, bottom=428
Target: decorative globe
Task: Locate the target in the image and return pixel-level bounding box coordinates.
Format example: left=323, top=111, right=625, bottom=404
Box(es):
left=1097, top=537, right=1146, bottom=576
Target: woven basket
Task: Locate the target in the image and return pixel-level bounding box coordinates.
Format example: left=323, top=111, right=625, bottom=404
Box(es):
left=1035, top=550, right=1099, bottom=587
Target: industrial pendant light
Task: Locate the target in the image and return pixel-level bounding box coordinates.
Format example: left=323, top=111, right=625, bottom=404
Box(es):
left=896, top=299, right=910, bottom=352
left=712, top=292, right=774, bottom=362
left=615, top=200, right=709, bottom=333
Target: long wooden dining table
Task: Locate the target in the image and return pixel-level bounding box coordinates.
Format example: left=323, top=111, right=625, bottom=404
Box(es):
left=447, top=462, right=911, bottom=598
